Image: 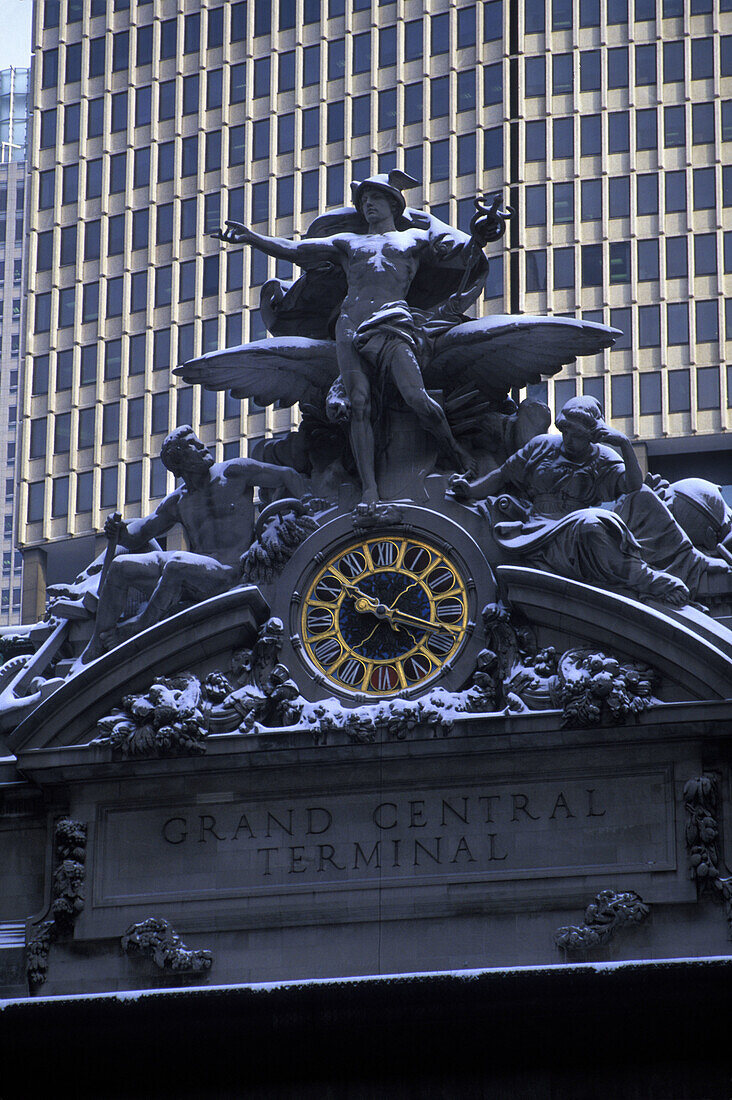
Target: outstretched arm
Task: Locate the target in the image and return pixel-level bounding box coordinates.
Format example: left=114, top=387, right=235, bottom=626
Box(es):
left=213, top=221, right=343, bottom=268
left=229, top=458, right=305, bottom=500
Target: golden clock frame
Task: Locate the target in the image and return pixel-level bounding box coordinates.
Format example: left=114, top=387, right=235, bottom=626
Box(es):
left=300, top=533, right=471, bottom=698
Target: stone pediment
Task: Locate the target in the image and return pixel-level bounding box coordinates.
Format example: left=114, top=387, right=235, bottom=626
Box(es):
left=9, top=567, right=732, bottom=769
left=497, top=566, right=732, bottom=702
left=6, top=586, right=269, bottom=756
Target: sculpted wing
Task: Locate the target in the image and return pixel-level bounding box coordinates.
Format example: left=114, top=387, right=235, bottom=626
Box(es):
left=173, top=337, right=339, bottom=408
left=426, top=315, right=621, bottom=401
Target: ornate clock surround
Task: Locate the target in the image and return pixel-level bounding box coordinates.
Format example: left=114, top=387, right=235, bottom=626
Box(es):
left=272, top=504, right=497, bottom=703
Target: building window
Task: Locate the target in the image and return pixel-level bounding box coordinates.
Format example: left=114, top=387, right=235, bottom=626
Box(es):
left=254, top=57, right=270, bottom=98
left=697, top=367, right=720, bottom=410
left=666, top=237, right=687, bottom=279
left=431, top=12, right=449, bottom=53
left=28, top=483, right=44, bottom=524
left=611, top=375, right=633, bottom=418
left=667, top=302, right=689, bottom=346
left=525, top=0, right=545, bottom=33
left=525, top=57, right=545, bottom=98
left=694, top=234, right=717, bottom=276
left=553, top=247, right=575, bottom=289
left=696, top=300, right=719, bottom=343
left=78, top=408, right=96, bottom=450
left=665, top=171, right=687, bottom=213
left=636, top=109, right=657, bottom=150
left=553, top=117, right=573, bottom=159
left=484, top=63, right=501, bottom=106
left=526, top=250, right=547, bottom=292
left=526, top=184, right=546, bottom=226
left=431, top=140, right=450, bottom=182
left=637, top=239, right=659, bottom=282
left=580, top=50, right=601, bottom=91
left=664, top=105, right=686, bottom=146
left=525, top=120, right=546, bottom=161
left=76, top=471, right=93, bottom=513
left=405, top=20, right=422, bottom=61
left=608, top=112, right=629, bottom=153
left=581, top=180, right=602, bottom=221
left=304, top=43, right=320, bottom=85
left=692, top=102, right=715, bottom=145
left=639, top=373, right=661, bottom=415
left=609, top=177, right=630, bottom=218
left=29, top=418, right=47, bottom=459
left=431, top=76, right=450, bottom=118
left=635, top=43, right=656, bottom=85
left=639, top=305, right=661, bottom=347
left=553, top=54, right=573, bottom=94
left=608, top=47, right=629, bottom=88
left=581, top=244, right=603, bottom=287
left=668, top=370, right=691, bottom=413
left=691, top=37, right=714, bottom=80
left=609, top=242, right=631, bottom=284
left=693, top=168, right=716, bottom=210
left=636, top=173, right=658, bottom=216
left=553, top=181, right=573, bottom=223
left=580, top=115, right=601, bottom=156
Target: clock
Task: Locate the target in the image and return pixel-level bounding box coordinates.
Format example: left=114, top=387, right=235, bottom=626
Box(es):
left=300, top=534, right=470, bottom=696
left=272, top=504, right=496, bottom=703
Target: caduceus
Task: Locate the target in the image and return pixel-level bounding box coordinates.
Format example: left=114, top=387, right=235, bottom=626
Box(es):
left=453, top=193, right=514, bottom=301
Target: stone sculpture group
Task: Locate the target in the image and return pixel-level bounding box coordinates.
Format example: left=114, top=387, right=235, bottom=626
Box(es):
left=3, top=169, right=732, bottom=712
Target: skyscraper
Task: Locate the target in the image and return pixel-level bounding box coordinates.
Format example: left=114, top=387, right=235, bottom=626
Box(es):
left=19, top=0, right=731, bottom=619
left=0, top=67, right=29, bottom=624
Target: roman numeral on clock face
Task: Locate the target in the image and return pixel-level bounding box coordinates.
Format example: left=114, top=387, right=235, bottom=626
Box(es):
left=436, top=597, right=464, bottom=623
left=404, top=654, right=432, bottom=682
left=306, top=608, right=333, bottom=635
left=427, top=631, right=454, bottom=657
left=312, top=636, right=342, bottom=666
left=314, top=574, right=342, bottom=602
left=337, top=657, right=365, bottom=686
left=370, top=665, right=399, bottom=691
left=370, top=540, right=398, bottom=567
left=403, top=545, right=431, bottom=574
left=427, top=566, right=455, bottom=594
left=338, top=551, right=366, bottom=580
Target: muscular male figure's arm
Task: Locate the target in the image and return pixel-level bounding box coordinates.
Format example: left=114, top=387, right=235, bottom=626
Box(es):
left=229, top=459, right=304, bottom=499
left=119, top=495, right=181, bottom=550
left=214, top=221, right=344, bottom=269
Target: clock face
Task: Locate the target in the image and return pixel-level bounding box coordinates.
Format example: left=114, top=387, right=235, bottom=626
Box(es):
left=300, top=535, right=471, bottom=696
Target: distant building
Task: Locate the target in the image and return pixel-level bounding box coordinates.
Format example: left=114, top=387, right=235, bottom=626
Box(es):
left=18, top=0, right=732, bottom=619
left=0, top=67, right=28, bottom=624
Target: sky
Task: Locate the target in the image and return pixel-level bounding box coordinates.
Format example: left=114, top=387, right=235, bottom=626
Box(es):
left=0, top=0, right=33, bottom=71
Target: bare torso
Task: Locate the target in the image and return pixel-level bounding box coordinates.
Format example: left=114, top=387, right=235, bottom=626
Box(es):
left=172, top=462, right=256, bottom=566
left=335, top=229, right=430, bottom=330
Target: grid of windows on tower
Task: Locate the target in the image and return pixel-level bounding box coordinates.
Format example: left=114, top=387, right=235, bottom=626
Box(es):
left=22, top=0, right=732, bottom=538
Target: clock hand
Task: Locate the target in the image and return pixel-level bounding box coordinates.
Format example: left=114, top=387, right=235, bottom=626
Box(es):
left=341, top=580, right=381, bottom=616
left=341, top=580, right=450, bottom=636
left=382, top=607, right=447, bottom=634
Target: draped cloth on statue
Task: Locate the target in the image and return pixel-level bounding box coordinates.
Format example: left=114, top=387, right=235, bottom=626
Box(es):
left=482, top=436, right=704, bottom=603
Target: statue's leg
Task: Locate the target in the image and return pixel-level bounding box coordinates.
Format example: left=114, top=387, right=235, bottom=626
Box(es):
left=81, top=554, right=162, bottom=662
left=389, top=344, right=474, bottom=473
left=122, top=555, right=236, bottom=635
left=336, top=332, right=379, bottom=502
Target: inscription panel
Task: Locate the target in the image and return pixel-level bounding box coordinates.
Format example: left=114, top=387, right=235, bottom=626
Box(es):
left=94, top=769, right=675, bottom=908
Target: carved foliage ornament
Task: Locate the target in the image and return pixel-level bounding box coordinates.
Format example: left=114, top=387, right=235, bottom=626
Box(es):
left=684, top=775, right=732, bottom=935
left=121, top=917, right=212, bottom=974
left=94, top=600, right=661, bottom=758
left=26, top=817, right=87, bottom=987
left=554, top=889, right=650, bottom=954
